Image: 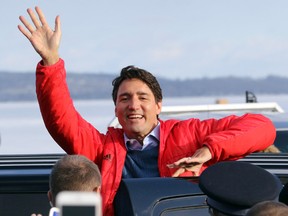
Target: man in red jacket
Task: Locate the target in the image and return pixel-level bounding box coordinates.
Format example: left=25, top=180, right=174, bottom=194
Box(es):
left=18, top=7, right=276, bottom=216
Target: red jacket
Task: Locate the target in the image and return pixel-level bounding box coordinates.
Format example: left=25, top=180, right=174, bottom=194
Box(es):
left=36, top=59, right=276, bottom=216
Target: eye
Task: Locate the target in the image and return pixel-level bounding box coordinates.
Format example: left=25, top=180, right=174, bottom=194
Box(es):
left=139, top=95, right=148, bottom=100
left=118, top=95, right=129, bottom=102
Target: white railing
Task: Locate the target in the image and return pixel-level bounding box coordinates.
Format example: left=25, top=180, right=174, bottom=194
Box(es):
left=161, top=102, right=284, bottom=114
left=108, top=102, right=285, bottom=128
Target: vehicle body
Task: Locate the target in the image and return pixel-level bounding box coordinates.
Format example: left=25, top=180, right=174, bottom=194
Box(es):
left=1, top=101, right=287, bottom=215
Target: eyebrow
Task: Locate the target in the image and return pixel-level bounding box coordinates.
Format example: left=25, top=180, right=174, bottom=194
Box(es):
left=118, top=91, right=150, bottom=98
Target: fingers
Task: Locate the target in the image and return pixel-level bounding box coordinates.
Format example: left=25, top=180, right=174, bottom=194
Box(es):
left=18, top=7, right=41, bottom=39
left=172, top=157, right=190, bottom=166
left=27, top=8, right=42, bottom=29
left=169, top=156, right=202, bottom=177
left=35, top=6, right=61, bottom=33
left=172, top=165, right=201, bottom=177
left=168, top=147, right=212, bottom=177
left=172, top=167, right=185, bottom=177
left=18, top=6, right=61, bottom=64
left=17, top=23, right=31, bottom=40
left=18, top=7, right=49, bottom=35
left=54, top=15, right=61, bottom=34
left=18, top=15, right=35, bottom=36
left=169, top=156, right=198, bottom=168
left=35, top=6, right=49, bottom=27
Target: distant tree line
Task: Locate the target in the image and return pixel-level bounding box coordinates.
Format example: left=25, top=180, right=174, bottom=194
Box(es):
left=0, top=71, right=288, bottom=102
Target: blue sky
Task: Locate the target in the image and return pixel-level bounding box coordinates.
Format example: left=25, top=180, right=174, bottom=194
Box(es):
left=1, top=1, right=288, bottom=79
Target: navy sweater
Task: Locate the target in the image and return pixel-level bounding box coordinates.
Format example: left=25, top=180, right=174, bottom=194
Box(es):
left=122, top=145, right=160, bottom=178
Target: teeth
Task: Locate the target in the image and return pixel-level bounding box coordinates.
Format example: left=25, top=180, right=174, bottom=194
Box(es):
left=128, top=115, right=142, bottom=119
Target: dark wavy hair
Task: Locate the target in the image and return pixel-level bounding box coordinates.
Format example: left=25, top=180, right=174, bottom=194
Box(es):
left=112, top=65, right=162, bottom=105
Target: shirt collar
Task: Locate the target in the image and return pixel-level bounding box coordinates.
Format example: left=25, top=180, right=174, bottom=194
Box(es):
left=124, top=122, right=160, bottom=150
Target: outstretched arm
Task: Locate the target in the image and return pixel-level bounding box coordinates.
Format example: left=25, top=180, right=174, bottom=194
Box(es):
left=167, top=113, right=276, bottom=177
left=18, top=6, right=61, bottom=66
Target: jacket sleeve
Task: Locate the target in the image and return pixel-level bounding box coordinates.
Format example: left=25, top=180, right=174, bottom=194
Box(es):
left=35, top=59, right=105, bottom=163
left=199, top=113, right=276, bottom=163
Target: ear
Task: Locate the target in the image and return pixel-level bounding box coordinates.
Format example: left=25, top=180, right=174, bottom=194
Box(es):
left=93, top=186, right=101, bottom=193
left=47, top=190, right=54, bottom=207
left=156, top=101, right=162, bottom=115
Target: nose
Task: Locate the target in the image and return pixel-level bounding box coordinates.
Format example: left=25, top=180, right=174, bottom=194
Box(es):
left=128, top=97, right=140, bottom=110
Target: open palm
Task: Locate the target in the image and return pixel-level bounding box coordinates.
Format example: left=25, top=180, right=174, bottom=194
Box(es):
left=18, top=7, right=61, bottom=65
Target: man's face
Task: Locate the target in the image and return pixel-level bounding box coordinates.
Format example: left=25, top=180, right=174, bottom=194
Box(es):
left=115, top=78, right=162, bottom=141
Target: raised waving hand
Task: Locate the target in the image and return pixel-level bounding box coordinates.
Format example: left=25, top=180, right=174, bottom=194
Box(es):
left=18, top=6, right=61, bottom=66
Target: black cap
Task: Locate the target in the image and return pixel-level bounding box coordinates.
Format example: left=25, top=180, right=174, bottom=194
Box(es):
left=199, top=161, right=282, bottom=216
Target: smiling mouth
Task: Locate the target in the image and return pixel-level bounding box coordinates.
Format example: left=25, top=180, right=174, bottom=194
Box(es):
left=128, top=114, right=143, bottom=119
